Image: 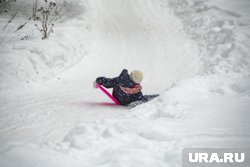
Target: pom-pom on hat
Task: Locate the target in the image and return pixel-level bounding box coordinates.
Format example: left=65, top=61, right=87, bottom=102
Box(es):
left=130, top=70, right=143, bottom=84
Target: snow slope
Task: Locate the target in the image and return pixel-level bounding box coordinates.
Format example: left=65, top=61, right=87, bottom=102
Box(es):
left=0, top=0, right=89, bottom=90
left=0, top=0, right=250, bottom=167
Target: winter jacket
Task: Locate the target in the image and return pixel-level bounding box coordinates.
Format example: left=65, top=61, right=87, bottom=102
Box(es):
left=96, top=69, right=145, bottom=105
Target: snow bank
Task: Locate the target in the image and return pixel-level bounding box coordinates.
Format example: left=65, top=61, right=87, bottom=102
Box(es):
left=0, top=0, right=89, bottom=90
left=169, top=0, right=250, bottom=76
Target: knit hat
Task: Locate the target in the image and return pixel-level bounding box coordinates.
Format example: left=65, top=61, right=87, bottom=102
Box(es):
left=130, top=70, right=143, bottom=84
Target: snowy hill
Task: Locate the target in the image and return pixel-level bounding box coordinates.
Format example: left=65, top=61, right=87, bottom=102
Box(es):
left=0, top=0, right=250, bottom=167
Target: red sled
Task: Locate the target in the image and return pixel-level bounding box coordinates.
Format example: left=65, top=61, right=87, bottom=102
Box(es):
left=97, top=84, right=120, bottom=105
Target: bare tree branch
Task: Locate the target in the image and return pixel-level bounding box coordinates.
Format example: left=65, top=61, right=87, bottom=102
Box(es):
left=2, top=2, right=22, bottom=30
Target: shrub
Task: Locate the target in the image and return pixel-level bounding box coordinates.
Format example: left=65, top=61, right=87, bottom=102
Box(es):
left=14, top=0, right=67, bottom=40
left=35, top=0, right=64, bottom=39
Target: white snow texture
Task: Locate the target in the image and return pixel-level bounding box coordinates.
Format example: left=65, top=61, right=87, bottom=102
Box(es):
left=0, top=0, right=250, bottom=167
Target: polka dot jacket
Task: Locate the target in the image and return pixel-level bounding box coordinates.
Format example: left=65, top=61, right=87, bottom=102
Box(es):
left=96, top=69, right=145, bottom=105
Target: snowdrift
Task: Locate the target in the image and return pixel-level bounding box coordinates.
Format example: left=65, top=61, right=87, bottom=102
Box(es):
left=0, top=0, right=89, bottom=90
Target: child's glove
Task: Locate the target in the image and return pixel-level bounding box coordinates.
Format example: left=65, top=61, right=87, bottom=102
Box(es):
left=93, top=81, right=98, bottom=88
left=95, top=77, right=103, bottom=84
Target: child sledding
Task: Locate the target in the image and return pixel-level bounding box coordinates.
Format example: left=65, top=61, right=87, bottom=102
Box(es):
left=94, top=69, right=159, bottom=106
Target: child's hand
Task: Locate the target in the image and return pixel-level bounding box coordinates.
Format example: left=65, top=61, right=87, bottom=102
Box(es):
left=93, top=81, right=98, bottom=88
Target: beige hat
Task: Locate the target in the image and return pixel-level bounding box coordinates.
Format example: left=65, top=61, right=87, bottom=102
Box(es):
left=130, top=70, right=143, bottom=84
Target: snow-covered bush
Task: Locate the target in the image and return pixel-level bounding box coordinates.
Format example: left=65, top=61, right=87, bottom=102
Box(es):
left=1, top=0, right=20, bottom=31
left=16, top=0, right=68, bottom=39
left=35, top=0, right=57, bottom=39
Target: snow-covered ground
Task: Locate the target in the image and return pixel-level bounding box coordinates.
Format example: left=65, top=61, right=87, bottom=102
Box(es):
left=0, top=0, right=250, bottom=166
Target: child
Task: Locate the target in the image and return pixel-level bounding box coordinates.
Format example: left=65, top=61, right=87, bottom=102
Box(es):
left=94, top=69, right=158, bottom=106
